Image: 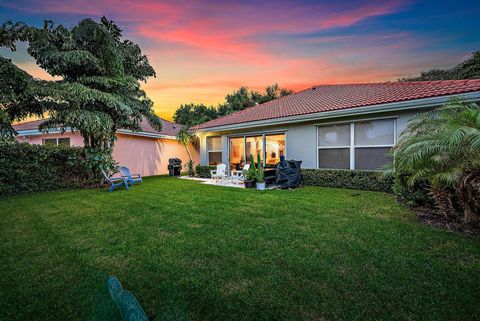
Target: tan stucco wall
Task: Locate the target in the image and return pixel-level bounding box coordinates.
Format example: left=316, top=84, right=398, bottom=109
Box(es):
left=15, top=132, right=199, bottom=177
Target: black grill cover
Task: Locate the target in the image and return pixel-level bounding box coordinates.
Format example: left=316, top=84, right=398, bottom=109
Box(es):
left=168, top=158, right=182, bottom=166
left=276, top=156, right=302, bottom=188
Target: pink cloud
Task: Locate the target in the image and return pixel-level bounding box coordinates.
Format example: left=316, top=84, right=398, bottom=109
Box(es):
left=131, top=0, right=406, bottom=63
left=7, top=0, right=447, bottom=119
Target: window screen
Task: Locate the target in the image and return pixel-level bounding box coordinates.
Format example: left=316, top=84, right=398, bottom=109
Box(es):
left=354, top=119, right=394, bottom=146
left=318, top=148, right=350, bottom=169
left=58, top=138, right=70, bottom=146
left=354, top=147, right=392, bottom=170
left=318, top=124, right=350, bottom=147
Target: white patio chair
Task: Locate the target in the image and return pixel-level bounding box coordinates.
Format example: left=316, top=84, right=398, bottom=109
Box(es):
left=231, top=163, right=250, bottom=184
left=210, top=163, right=228, bottom=183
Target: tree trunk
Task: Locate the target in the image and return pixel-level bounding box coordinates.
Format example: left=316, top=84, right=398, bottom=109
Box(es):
left=430, top=187, right=457, bottom=222
left=184, top=143, right=192, bottom=162
left=459, top=173, right=480, bottom=225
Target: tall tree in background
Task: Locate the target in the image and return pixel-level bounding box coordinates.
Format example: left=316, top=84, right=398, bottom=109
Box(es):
left=400, top=51, right=480, bottom=81
left=173, top=103, right=218, bottom=127
left=174, top=83, right=293, bottom=126
left=259, top=83, right=294, bottom=104
left=0, top=18, right=161, bottom=155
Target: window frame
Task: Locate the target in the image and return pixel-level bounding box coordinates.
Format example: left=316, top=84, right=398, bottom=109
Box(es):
left=42, top=137, right=71, bottom=146
left=206, top=136, right=223, bottom=166
left=316, top=116, right=397, bottom=170
left=227, top=130, right=287, bottom=172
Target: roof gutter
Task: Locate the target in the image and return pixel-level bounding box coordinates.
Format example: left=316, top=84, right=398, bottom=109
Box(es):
left=15, top=128, right=178, bottom=141
left=116, top=129, right=178, bottom=140
left=196, top=91, right=480, bottom=132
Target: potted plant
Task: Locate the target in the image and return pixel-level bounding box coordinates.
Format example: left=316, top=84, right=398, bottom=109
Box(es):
left=255, top=154, right=265, bottom=190
left=244, top=154, right=256, bottom=188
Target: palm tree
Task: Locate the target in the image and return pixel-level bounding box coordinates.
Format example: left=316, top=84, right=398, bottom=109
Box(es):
left=176, top=126, right=197, bottom=176
left=394, top=99, right=480, bottom=224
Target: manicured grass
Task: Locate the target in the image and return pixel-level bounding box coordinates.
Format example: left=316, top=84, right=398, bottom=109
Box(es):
left=0, top=177, right=479, bottom=321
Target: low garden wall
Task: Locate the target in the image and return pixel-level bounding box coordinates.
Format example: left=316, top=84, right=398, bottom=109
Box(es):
left=0, top=143, right=91, bottom=197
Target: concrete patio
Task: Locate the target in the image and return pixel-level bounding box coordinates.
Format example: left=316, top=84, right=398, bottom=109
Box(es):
left=178, top=176, right=276, bottom=189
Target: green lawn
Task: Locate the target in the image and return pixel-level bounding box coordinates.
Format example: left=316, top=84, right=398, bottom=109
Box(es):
left=1, top=177, right=479, bottom=321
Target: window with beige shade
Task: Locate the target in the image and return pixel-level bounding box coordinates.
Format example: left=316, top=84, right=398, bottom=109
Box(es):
left=206, top=136, right=222, bottom=165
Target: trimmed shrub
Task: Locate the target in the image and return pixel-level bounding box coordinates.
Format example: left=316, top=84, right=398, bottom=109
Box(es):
left=0, top=143, right=91, bottom=197
left=195, top=165, right=216, bottom=178
left=393, top=172, right=435, bottom=207
left=301, top=169, right=394, bottom=193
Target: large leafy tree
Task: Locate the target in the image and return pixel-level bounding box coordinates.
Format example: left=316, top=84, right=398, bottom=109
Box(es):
left=174, top=83, right=293, bottom=126
left=400, top=50, right=480, bottom=81
left=393, top=99, right=480, bottom=225
left=0, top=17, right=161, bottom=151
left=173, top=103, right=218, bottom=127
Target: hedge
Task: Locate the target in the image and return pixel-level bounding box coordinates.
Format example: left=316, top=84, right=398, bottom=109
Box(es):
left=195, top=165, right=216, bottom=178
left=393, top=172, right=435, bottom=207
left=301, top=169, right=394, bottom=193
left=0, top=143, right=91, bottom=197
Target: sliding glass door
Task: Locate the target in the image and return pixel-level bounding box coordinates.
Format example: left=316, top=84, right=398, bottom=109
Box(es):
left=265, top=134, right=285, bottom=167
left=229, top=133, right=285, bottom=171
left=246, top=136, right=264, bottom=165
left=229, top=137, right=245, bottom=171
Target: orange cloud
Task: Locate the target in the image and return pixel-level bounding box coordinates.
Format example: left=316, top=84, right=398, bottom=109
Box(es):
left=6, top=0, right=463, bottom=122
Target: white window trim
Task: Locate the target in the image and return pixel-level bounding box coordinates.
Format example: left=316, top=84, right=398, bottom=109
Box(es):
left=206, top=136, right=223, bottom=165
left=42, top=137, right=70, bottom=146
left=317, top=117, right=396, bottom=170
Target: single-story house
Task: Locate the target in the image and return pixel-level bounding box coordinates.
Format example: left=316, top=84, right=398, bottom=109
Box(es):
left=194, top=80, right=480, bottom=173
left=13, top=118, right=199, bottom=176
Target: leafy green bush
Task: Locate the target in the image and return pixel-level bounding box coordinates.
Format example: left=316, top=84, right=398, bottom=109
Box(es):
left=254, top=154, right=264, bottom=183
left=0, top=143, right=91, bottom=196
left=393, top=172, right=435, bottom=207
left=246, top=154, right=257, bottom=182
left=195, top=165, right=216, bottom=178
left=393, top=99, right=480, bottom=224
left=185, top=159, right=195, bottom=177
left=301, top=169, right=394, bottom=193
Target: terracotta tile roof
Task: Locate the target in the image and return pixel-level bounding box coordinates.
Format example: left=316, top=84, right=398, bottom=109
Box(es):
left=194, top=79, right=480, bottom=130
left=137, top=117, right=182, bottom=137
left=13, top=117, right=182, bottom=137
left=12, top=119, right=45, bottom=131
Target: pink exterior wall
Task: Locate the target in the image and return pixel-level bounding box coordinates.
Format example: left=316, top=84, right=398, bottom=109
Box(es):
left=113, top=133, right=199, bottom=176
left=16, top=132, right=200, bottom=177
left=16, top=132, right=85, bottom=146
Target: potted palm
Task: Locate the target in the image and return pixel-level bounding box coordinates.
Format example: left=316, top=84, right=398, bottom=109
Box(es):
left=255, top=154, right=265, bottom=190
left=244, top=154, right=256, bottom=188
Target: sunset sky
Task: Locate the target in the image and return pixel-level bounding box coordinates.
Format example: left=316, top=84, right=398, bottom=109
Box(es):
left=1, top=0, right=479, bottom=120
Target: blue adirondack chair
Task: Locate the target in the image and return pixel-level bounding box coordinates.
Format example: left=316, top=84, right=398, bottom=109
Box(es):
left=119, top=166, right=142, bottom=186
left=107, top=276, right=150, bottom=321
left=101, top=168, right=129, bottom=192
